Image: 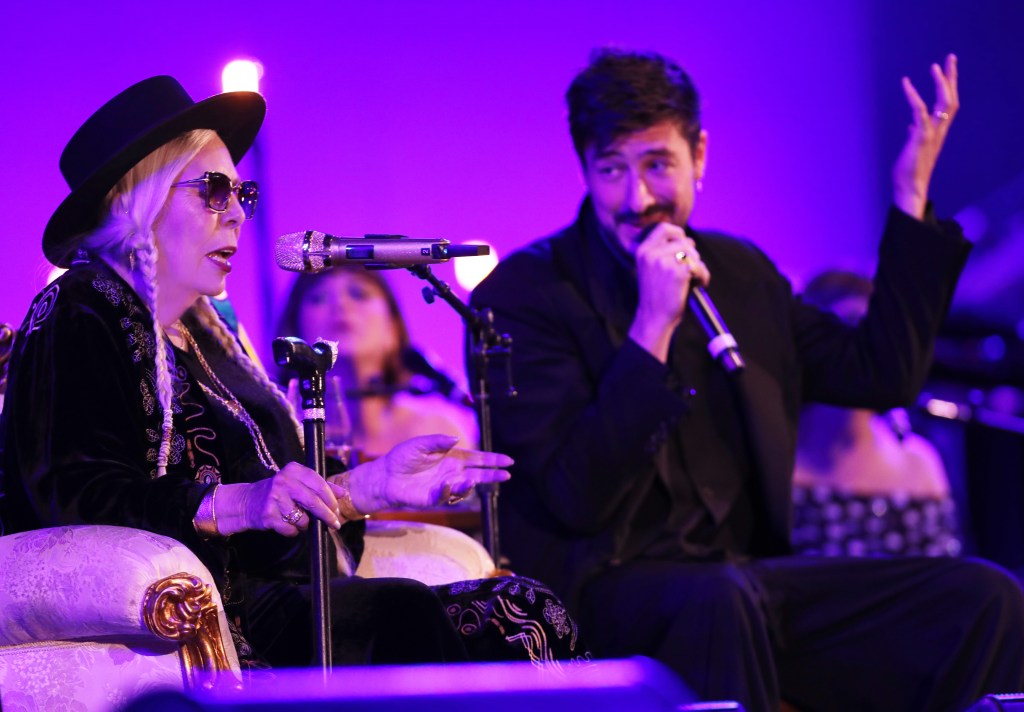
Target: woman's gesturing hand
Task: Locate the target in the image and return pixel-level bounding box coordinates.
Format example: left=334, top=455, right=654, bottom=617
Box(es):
left=335, top=434, right=513, bottom=514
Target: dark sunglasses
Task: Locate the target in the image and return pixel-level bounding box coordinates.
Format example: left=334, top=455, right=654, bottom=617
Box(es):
left=172, top=171, right=258, bottom=219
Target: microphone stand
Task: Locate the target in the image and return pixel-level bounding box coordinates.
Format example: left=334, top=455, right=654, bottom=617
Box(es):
left=272, top=336, right=338, bottom=679
left=406, top=265, right=515, bottom=567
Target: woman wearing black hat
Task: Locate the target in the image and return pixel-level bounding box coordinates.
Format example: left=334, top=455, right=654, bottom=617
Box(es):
left=0, top=76, right=585, bottom=668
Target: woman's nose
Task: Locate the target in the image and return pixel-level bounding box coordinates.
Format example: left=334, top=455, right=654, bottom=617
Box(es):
left=333, top=289, right=355, bottom=312
left=221, top=188, right=247, bottom=227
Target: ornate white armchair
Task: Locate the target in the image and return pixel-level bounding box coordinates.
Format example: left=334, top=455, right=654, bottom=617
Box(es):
left=0, top=519, right=493, bottom=711
left=0, top=525, right=239, bottom=711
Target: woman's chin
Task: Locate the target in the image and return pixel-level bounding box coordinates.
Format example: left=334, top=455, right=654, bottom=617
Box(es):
left=329, top=336, right=363, bottom=354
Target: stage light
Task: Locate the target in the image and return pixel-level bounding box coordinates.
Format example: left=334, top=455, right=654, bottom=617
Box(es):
left=924, top=398, right=963, bottom=421
left=454, top=241, right=498, bottom=292
left=222, top=60, right=262, bottom=93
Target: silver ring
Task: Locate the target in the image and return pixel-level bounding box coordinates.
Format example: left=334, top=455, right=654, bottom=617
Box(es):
left=446, top=493, right=468, bottom=506
left=933, top=110, right=950, bottom=121
left=282, top=507, right=303, bottom=525
left=674, top=250, right=688, bottom=264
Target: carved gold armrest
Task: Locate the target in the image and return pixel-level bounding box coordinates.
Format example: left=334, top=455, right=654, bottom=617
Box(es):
left=143, top=573, right=239, bottom=691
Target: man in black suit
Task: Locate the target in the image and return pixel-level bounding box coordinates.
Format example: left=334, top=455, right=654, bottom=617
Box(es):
left=470, top=49, right=1024, bottom=712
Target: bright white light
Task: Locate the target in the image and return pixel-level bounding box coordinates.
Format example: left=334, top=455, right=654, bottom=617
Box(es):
left=46, top=266, right=67, bottom=285
left=222, top=60, right=262, bottom=93
left=454, top=241, right=498, bottom=292
left=924, top=398, right=962, bottom=421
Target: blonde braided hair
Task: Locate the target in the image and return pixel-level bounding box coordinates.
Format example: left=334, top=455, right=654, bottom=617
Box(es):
left=85, top=129, right=308, bottom=474
left=84, top=129, right=249, bottom=476
left=134, top=236, right=177, bottom=474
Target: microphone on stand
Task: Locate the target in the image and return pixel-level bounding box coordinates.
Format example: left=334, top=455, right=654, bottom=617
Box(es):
left=275, top=231, right=489, bottom=272
left=640, top=224, right=745, bottom=374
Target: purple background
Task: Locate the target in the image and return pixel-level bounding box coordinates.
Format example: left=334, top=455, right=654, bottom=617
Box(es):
left=1, top=1, right=1019, bottom=385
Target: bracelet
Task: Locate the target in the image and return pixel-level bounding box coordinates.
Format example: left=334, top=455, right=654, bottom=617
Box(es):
left=192, top=484, right=220, bottom=538
left=334, top=470, right=369, bottom=522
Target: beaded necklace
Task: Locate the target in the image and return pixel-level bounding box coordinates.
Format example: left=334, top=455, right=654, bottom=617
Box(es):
left=177, top=323, right=280, bottom=472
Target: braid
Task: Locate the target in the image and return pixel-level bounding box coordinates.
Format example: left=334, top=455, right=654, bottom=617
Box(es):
left=81, top=129, right=222, bottom=477
left=192, top=297, right=304, bottom=445
left=135, top=236, right=176, bottom=476
left=81, top=128, right=260, bottom=477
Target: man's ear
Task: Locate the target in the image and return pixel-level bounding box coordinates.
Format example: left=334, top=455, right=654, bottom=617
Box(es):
left=694, top=129, right=708, bottom=182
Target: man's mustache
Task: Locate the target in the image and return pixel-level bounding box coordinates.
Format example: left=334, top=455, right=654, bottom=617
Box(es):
left=615, top=204, right=675, bottom=227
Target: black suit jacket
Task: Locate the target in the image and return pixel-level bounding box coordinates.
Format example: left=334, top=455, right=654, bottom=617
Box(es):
left=470, top=199, right=970, bottom=608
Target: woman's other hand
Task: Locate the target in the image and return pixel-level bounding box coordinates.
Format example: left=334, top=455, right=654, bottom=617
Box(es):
left=337, top=434, right=512, bottom=513
left=892, top=54, right=959, bottom=220
left=216, top=462, right=344, bottom=536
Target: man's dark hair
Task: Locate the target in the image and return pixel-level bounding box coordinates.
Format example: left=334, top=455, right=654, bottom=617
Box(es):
left=567, top=48, right=702, bottom=162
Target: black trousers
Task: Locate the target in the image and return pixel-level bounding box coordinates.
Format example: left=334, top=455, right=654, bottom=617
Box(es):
left=579, top=556, right=1024, bottom=712
left=240, top=576, right=469, bottom=667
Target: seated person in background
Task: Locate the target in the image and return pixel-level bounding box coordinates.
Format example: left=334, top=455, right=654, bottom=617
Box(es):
left=792, top=269, right=961, bottom=557
left=0, top=76, right=585, bottom=671
left=275, top=267, right=477, bottom=462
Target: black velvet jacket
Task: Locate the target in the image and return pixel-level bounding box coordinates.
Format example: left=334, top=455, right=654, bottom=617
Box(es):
left=0, top=258, right=361, bottom=598
left=470, top=199, right=971, bottom=608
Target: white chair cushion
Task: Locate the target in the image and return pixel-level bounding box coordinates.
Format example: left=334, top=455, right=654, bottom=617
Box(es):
left=355, top=520, right=495, bottom=585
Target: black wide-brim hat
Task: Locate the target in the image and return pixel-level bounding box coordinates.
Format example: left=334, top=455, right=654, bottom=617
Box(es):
left=44, top=75, right=266, bottom=267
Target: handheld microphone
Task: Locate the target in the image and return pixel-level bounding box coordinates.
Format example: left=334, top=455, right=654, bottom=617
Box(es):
left=689, top=283, right=745, bottom=373
left=639, top=224, right=745, bottom=374
left=275, top=231, right=489, bottom=273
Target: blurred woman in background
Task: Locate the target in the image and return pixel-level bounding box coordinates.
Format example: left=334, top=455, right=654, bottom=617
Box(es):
left=276, top=266, right=477, bottom=463
left=792, top=269, right=961, bottom=557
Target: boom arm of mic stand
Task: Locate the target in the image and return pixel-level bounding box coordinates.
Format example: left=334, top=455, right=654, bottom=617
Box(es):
left=406, top=265, right=515, bottom=568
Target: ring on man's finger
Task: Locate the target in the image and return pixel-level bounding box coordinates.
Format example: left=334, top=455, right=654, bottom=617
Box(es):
left=446, top=493, right=468, bottom=506
left=674, top=250, right=688, bottom=264
left=282, top=507, right=304, bottom=525
left=933, top=110, right=950, bottom=121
